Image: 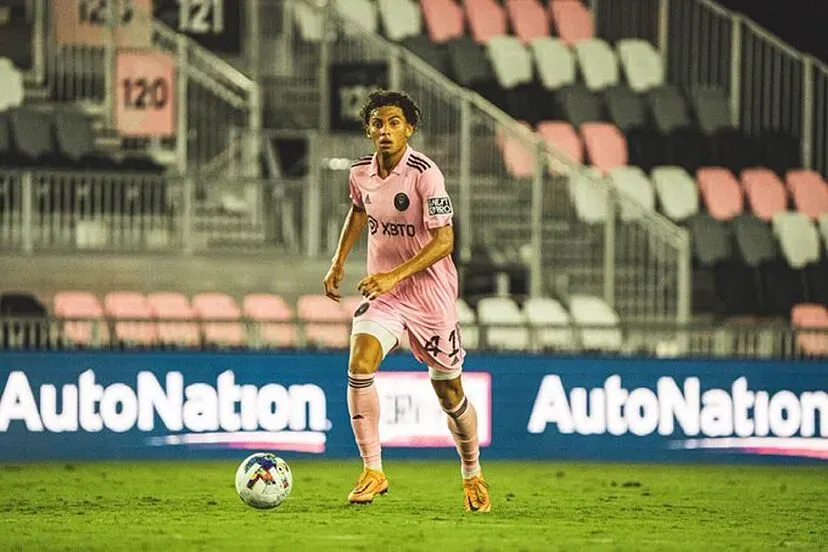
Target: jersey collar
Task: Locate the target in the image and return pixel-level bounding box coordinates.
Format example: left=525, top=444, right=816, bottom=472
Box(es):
left=370, top=145, right=413, bottom=177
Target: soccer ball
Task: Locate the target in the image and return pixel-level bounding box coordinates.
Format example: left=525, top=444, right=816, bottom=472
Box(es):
left=234, top=452, right=293, bottom=509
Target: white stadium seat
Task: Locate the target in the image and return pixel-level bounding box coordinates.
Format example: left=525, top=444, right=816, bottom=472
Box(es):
left=652, top=166, right=700, bottom=222
left=608, top=166, right=655, bottom=221
left=772, top=212, right=821, bottom=269
left=569, top=294, right=622, bottom=351
left=456, top=298, right=480, bottom=350
left=477, top=296, right=529, bottom=350
left=574, top=38, right=619, bottom=91
left=616, top=39, right=665, bottom=93
left=335, top=0, right=379, bottom=36
left=522, top=297, right=573, bottom=350
left=486, top=35, right=534, bottom=89
left=377, top=0, right=422, bottom=41
left=530, top=37, right=576, bottom=91
left=569, top=168, right=609, bottom=224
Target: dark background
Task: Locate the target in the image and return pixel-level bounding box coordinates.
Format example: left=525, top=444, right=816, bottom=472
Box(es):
left=717, top=0, right=828, bottom=63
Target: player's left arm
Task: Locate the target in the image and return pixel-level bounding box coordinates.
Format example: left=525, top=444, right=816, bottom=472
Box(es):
left=357, top=167, right=455, bottom=300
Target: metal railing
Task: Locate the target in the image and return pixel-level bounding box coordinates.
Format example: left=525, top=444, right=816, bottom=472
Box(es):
left=255, top=0, right=691, bottom=324
left=0, top=315, right=824, bottom=360
left=37, top=1, right=259, bottom=174
left=595, top=0, right=828, bottom=175
left=0, top=168, right=307, bottom=254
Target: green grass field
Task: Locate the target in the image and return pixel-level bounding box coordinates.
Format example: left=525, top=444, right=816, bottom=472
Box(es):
left=0, top=460, right=826, bottom=551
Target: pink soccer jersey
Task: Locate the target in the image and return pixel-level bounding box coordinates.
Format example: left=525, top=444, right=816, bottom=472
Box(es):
left=348, top=145, right=458, bottom=328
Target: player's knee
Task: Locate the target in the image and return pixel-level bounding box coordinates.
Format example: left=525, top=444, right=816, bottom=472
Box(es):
left=431, top=374, right=464, bottom=410
left=348, top=334, right=383, bottom=375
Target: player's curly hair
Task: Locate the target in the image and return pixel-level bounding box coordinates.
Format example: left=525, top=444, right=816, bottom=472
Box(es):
left=359, top=89, right=422, bottom=130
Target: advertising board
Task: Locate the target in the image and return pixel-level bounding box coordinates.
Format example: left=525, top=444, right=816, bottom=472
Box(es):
left=0, top=353, right=825, bottom=463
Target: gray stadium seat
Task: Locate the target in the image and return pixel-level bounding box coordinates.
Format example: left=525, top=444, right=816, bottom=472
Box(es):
left=691, top=87, right=755, bottom=172
left=402, top=36, right=450, bottom=75
left=686, top=213, right=732, bottom=313
left=555, top=84, right=603, bottom=128
left=649, top=85, right=707, bottom=172
left=604, top=86, right=660, bottom=170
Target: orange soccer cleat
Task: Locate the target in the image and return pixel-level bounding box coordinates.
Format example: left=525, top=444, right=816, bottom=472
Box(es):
left=347, top=468, right=389, bottom=504
left=463, top=474, right=491, bottom=512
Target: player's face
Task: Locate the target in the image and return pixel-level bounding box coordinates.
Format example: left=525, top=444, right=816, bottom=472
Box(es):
left=366, top=106, right=413, bottom=156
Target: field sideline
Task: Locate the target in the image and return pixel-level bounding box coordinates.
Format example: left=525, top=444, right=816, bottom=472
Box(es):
left=1, top=460, right=825, bottom=551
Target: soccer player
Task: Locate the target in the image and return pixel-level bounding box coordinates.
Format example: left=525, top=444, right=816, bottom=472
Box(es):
left=323, top=90, right=491, bottom=512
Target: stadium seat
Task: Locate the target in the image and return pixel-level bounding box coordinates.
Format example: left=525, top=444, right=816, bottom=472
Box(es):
left=608, top=166, right=655, bottom=221
left=537, top=121, right=583, bottom=165
left=334, top=0, right=379, bottom=35
left=791, top=303, right=828, bottom=357
left=446, top=37, right=501, bottom=104
left=648, top=85, right=707, bottom=172
left=496, top=122, right=537, bottom=179
left=616, top=39, right=664, bottom=93
left=477, top=296, right=529, bottom=350
left=555, top=84, right=603, bottom=128
left=604, top=86, right=660, bottom=171
left=420, top=0, right=465, bottom=43
left=402, top=35, right=450, bottom=74
left=293, top=1, right=328, bottom=42
left=192, top=292, right=245, bottom=348
left=550, top=0, right=594, bottom=46
left=53, top=291, right=109, bottom=347
left=297, top=294, right=350, bottom=349
left=523, top=296, right=573, bottom=350
left=733, top=214, right=802, bottom=316
left=463, top=0, right=507, bottom=44
left=341, top=295, right=367, bottom=318
left=581, top=122, right=627, bottom=173
left=377, top=0, right=422, bottom=41
left=568, top=294, right=622, bottom=352
left=54, top=110, right=118, bottom=169
left=569, top=168, right=609, bottom=224
left=772, top=211, right=826, bottom=304
left=691, top=87, right=755, bottom=173
left=651, top=166, right=699, bottom=222
left=486, top=36, right=546, bottom=122
left=686, top=213, right=732, bottom=313
left=243, top=293, right=297, bottom=348
left=147, top=292, right=200, bottom=347
left=0, top=9, right=33, bottom=70
left=0, top=291, right=50, bottom=349
left=8, top=108, right=56, bottom=166
left=573, top=38, right=619, bottom=91
left=104, top=292, right=157, bottom=347
left=530, top=37, right=576, bottom=92
left=456, top=298, right=480, bottom=350
left=696, top=167, right=744, bottom=221
left=506, top=0, right=549, bottom=44
left=740, top=168, right=788, bottom=222
left=0, top=58, right=23, bottom=112
left=786, top=169, right=828, bottom=220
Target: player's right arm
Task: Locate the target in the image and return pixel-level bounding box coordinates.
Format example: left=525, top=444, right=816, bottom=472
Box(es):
left=324, top=174, right=368, bottom=302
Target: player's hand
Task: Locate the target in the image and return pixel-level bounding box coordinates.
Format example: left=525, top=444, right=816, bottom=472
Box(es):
left=357, top=272, right=399, bottom=300
left=323, top=263, right=344, bottom=302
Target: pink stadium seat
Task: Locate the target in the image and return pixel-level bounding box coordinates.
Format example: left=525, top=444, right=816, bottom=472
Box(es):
left=506, top=0, right=549, bottom=44
left=53, top=291, right=109, bottom=346
left=420, top=0, right=465, bottom=43
left=243, top=293, right=297, bottom=348
left=463, top=0, right=507, bottom=44
left=147, top=292, right=200, bottom=347
left=696, top=167, right=744, bottom=221
left=791, top=303, right=828, bottom=357
left=786, top=169, right=828, bottom=220
left=740, top=168, right=788, bottom=221
left=537, top=121, right=583, bottom=164
left=550, top=0, right=594, bottom=46
left=341, top=295, right=368, bottom=318
left=297, top=294, right=350, bottom=349
left=104, top=292, right=157, bottom=346
left=580, top=122, right=627, bottom=173
left=192, top=292, right=245, bottom=347
left=496, top=123, right=536, bottom=179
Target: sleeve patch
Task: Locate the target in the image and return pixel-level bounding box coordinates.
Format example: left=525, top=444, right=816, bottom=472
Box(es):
left=427, top=196, right=453, bottom=216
